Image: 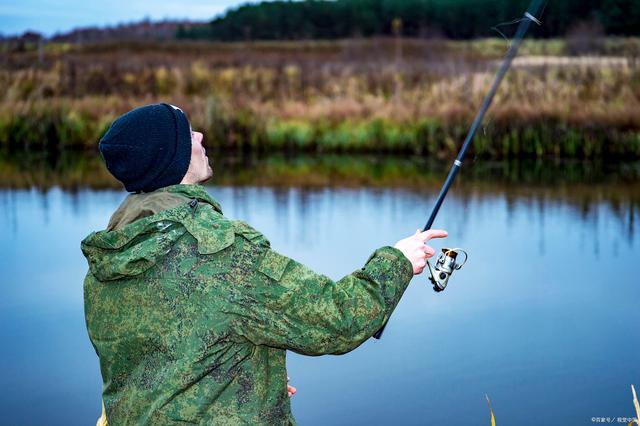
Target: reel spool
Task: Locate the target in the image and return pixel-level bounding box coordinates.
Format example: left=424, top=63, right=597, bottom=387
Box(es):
left=427, top=248, right=468, bottom=292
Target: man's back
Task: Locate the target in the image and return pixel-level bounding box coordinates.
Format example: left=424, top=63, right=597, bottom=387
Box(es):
left=83, top=185, right=294, bottom=424
left=82, top=184, right=414, bottom=424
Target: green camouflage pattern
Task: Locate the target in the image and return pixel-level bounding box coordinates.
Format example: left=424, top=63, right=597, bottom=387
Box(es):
left=81, top=184, right=413, bottom=425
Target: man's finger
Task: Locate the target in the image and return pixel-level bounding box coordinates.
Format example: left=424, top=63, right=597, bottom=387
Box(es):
left=418, top=229, right=448, bottom=242
left=423, top=245, right=435, bottom=257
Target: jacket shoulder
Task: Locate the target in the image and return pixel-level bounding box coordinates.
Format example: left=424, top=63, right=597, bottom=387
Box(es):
left=180, top=201, right=270, bottom=254
left=231, top=220, right=271, bottom=248
left=177, top=201, right=234, bottom=255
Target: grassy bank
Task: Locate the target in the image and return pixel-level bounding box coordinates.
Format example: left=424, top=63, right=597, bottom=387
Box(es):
left=1, top=38, right=639, bottom=157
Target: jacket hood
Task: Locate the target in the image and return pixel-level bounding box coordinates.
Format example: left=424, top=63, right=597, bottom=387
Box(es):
left=81, top=185, right=234, bottom=282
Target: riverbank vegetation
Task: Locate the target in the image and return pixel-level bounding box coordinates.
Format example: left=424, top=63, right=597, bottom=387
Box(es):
left=1, top=38, right=639, bottom=158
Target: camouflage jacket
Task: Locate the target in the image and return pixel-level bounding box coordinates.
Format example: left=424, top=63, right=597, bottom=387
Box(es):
left=81, top=184, right=413, bottom=425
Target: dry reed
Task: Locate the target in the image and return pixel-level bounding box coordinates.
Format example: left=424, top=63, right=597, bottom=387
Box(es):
left=1, top=38, right=639, bottom=157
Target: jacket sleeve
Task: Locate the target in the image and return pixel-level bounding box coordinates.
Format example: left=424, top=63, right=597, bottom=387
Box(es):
left=228, top=246, right=413, bottom=355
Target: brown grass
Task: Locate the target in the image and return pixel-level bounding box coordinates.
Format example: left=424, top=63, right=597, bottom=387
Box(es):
left=1, top=38, right=639, bottom=157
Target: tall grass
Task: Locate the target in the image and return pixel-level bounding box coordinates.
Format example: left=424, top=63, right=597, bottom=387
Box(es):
left=632, top=385, right=640, bottom=426
left=1, top=38, right=639, bottom=157
left=485, top=395, right=496, bottom=426
left=484, top=386, right=640, bottom=426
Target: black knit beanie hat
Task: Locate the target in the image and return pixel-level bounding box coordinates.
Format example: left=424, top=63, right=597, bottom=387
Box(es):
left=99, top=103, right=192, bottom=193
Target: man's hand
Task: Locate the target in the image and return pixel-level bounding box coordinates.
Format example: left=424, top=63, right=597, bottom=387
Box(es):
left=287, top=377, right=297, bottom=398
left=394, top=229, right=448, bottom=275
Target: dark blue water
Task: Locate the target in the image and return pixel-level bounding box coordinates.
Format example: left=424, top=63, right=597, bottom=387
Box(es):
left=1, top=178, right=639, bottom=425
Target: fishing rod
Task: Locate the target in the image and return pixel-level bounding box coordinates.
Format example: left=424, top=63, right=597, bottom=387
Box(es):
left=373, top=0, right=546, bottom=340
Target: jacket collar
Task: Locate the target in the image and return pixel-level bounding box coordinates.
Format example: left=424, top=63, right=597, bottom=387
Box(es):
left=159, top=184, right=223, bottom=214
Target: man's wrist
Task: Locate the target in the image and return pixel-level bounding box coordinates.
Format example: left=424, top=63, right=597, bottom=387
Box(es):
left=366, top=246, right=414, bottom=283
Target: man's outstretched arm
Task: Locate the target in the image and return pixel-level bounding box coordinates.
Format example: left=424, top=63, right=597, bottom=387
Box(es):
left=229, top=229, right=447, bottom=355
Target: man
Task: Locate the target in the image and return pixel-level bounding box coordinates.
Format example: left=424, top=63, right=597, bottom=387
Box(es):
left=82, top=103, right=447, bottom=425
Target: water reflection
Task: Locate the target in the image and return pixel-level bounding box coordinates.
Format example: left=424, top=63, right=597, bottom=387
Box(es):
left=1, top=161, right=638, bottom=251
left=2, top=151, right=639, bottom=233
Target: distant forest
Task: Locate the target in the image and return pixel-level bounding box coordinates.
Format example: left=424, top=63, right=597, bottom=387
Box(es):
left=177, top=0, right=640, bottom=41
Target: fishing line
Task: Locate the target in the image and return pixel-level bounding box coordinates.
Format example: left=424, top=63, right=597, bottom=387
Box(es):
left=484, top=16, right=529, bottom=144
left=539, top=0, right=550, bottom=22
left=492, top=17, right=527, bottom=48
left=483, top=7, right=546, bottom=157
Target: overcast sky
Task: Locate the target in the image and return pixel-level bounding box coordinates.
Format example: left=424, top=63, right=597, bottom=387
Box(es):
left=0, top=0, right=253, bottom=36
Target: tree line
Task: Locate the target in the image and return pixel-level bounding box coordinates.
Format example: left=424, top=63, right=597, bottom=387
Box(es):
left=176, top=0, right=640, bottom=41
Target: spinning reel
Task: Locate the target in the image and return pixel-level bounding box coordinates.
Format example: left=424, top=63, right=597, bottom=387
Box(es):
left=427, top=248, right=468, bottom=292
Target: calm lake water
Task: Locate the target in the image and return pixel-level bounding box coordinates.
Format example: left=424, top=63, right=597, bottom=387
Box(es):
left=0, top=156, right=639, bottom=425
